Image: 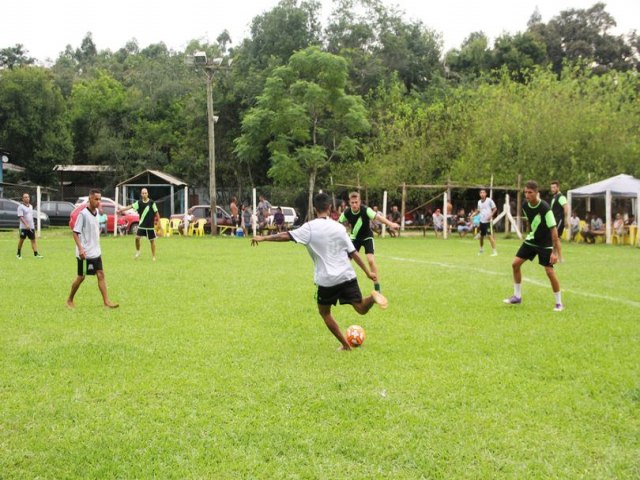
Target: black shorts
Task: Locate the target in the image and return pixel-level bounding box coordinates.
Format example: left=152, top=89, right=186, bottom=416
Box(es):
left=479, top=222, right=492, bottom=237
left=77, top=256, right=103, bottom=276
left=316, top=278, right=363, bottom=306
left=352, top=237, right=375, bottom=255
left=556, top=219, right=565, bottom=237
left=516, top=243, right=553, bottom=267
left=19, top=229, right=35, bottom=240
left=136, top=228, right=157, bottom=240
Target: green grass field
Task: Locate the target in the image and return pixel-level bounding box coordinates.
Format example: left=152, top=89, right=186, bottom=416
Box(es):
left=1, top=229, right=639, bottom=479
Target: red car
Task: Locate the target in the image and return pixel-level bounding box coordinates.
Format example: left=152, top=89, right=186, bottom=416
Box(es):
left=74, top=196, right=140, bottom=234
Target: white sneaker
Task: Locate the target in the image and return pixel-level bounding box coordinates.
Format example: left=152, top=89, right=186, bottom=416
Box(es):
left=371, top=291, right=388, bottom=310
left=16, top=255, right=22, bottom=260
left=134, top=251, right=141, bottom=260
left=491, top=251, right=498, bottom=257
left=478, top=249, right=484, bottom=255
left=553, top=303, right=564, bottom=312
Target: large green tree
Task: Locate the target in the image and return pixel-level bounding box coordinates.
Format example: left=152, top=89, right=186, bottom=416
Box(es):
left=235, top=46, right=370, bottom=216
left=0, top=67, right=72, bottom=184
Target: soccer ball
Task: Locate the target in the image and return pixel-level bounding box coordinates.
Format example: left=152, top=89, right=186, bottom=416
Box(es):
left=346, top=325, right=366, bottom=347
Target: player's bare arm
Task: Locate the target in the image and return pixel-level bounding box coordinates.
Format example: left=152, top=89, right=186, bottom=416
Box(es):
left=251, top=232, right=291, bottom=246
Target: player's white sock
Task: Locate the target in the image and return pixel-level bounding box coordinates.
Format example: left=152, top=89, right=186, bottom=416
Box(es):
left=554, top=292, right=562, bottom=304
left=514, top=284, right=522, bottom=297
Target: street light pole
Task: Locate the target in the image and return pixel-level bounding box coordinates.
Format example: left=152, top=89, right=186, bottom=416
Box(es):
left=205, top=68, right=218, bottom=236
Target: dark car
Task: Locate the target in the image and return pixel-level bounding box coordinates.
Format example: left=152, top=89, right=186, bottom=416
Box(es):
left=170, top=205, right=233, bottom=234
left=39, top=201, right=76, bottom=226
left=0, top=198, right=50, bottom=229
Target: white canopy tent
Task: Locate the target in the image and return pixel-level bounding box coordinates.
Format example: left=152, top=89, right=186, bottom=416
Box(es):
left=567, top=174, right=640, bottom=245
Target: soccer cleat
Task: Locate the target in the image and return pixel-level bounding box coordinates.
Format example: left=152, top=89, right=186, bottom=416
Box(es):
left=371, top=290, right=388, bottom=310
left=490, top=251, right=498, bottom=256
left=16, top=255, right=22, bottom=260
left=34, top=254, right=44, bottom=259
left=503, top=296, right=522, bottom=305
left=553, top=303, right=564, bottom=312
left=134, top=251, right=141, bottom=260
left=478, top=249, right=484, bottom=255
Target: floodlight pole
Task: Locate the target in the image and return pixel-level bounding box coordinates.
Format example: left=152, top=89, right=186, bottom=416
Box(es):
left=205, top=67, right=218, bottom=236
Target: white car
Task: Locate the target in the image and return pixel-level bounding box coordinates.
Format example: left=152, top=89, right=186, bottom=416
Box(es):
left=268, top=206, right=299, bottom=228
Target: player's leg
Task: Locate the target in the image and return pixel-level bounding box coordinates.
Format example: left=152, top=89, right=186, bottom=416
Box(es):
left=96, top=269, right=119, bottom=308
left=504, top=249, right=528, bottom=304
left=543, top=261, right=563, bottom=311
left=150, top=238, right=157, bottom=261
left=66, top=275, right=85, bottom=308
left=318, top=304, right=351, bottom=350
left=17, top=234, right=25, bottom=258
left=134, top=235, right=142, bottom=258
left=30, top=236, right=42, bottom=257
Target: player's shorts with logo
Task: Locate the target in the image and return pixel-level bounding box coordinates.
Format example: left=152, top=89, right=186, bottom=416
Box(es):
left=77, top=256, right=104, bottom=276
left=19, top=229, right=35, bottom=240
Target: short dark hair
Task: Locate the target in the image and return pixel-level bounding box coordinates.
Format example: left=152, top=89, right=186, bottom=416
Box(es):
left=551, top=180, right=560, bottom=187
left=313, top=193, right=331, bottom=212
left=525, top=180, right=538, bottom=191
left=89, top=189, right=101, bottom=197
left=349, top=191, right=360, bottom=199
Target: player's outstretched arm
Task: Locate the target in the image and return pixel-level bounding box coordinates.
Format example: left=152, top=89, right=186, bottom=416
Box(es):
left=251, top=232, right=291, bottom=246
left=376, top=213, right=400, bottom=230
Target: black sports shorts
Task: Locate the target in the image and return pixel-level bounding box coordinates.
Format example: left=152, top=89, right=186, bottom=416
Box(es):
left=19, top=229, right=35, bottom=240
left=77, top=256, right=104, bottom=276
left=516, top=242, right=553, bottom=267
left=352, top=237, right=375, bottom=255
left=136, top=228, right=157, bottom=240
left=316, top=278, right=363, bottom=306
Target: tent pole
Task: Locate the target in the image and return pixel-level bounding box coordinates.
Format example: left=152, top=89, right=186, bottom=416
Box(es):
left=605, top=189, right=612, bottom=244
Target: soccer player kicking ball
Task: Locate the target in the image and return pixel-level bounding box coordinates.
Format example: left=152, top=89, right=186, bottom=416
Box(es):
left=504, top=180, right=563, bottom=312
left=251, top=193, right=388, bottom=350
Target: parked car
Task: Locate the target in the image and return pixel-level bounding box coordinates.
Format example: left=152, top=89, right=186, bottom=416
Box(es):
left=39, top=201, right=76, bottom=226
left=170, top=205, right=233, bottom=234
left=268, top=206, right=299, bottom=228
left=0, top=198, right=50, bottom=229
left=74, top=196, right=139, bottom=234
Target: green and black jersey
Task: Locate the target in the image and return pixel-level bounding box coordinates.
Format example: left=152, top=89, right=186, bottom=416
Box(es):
left=550, top=193, right=567, bottom=224
left=523, top=200, right=556, bottom=249
left=339, top=206, right=377, bottom=241
left=132, top=199, right=158, bottom=230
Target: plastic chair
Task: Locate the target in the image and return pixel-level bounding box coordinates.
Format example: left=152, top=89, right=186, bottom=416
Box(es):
left=159, top=218, right=171, bottom=236
left=193, top=218, right=206, bottom=237
left=169, top=218, right=182, bottom=235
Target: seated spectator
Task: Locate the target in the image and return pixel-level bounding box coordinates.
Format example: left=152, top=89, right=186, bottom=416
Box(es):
left=371, top=206, right=382, bottom=235
left=256, top=208, right=268, bottom=232
left=99, top=208, right=108, bottom=235
left=455, top=208, right=471, bottom=237
left=581, top=213, right=594, bottom=243
left=569, top=211, right=581, bottom=241
left=613, top=213, right=627, bottom=238
left=182, top=208, right=195, bottom=235
left=387, top=206, right=401, bottom=237
left=591, top=214, right=604, bottom=237
left=432, top=208, right=444, bottom=236
left=273, top=207, right=286, bottom=233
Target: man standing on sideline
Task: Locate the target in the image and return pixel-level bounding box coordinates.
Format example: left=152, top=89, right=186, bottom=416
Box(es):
left=16, top=193, right=43, bottom=259
left=550, top=180, right=569, bottom=262
left=119, top=188, right=162, bottom=261
left=472, top=189, right=498, bottom=256
left=504, top=180, right=563, bottom=312
left=251, top=193, right=388, bottom=350
left=339, top=191, right=399, bottom=292
left=67, top=189, right=119, bottom=309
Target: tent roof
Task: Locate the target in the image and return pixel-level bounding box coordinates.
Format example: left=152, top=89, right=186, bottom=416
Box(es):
left=568, top=174, right=640, bottom=198
left=116, top=169, right=187, bottom=187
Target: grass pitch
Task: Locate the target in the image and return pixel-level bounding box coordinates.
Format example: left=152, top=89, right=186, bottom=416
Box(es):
left=1, top=229, right=639, bottom=478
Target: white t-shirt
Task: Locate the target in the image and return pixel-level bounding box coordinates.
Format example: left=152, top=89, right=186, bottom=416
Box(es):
left=17, top=203, right=35, bottom=230
left=289, top=217, right=357, bottom=287
left=477, top=198, right=496, bottom=223
left=73, top=207, right=102, bottom=259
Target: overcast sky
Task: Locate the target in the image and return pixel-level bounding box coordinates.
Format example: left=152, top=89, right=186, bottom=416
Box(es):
left=2, top=0, right=638, bottom=63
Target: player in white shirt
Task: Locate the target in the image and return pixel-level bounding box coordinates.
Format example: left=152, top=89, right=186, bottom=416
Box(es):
left=251, top=193, right=388, bottom=350
left=16, top=193, right=43, bottom=259
left=66, top=189, right=119, bottom=309
left=472, top=189, right=498, bottom=256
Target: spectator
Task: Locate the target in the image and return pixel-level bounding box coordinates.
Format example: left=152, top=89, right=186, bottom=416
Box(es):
left=273, top=207, right=286, bottom=232
left=182, top=208, right=195, bottom=235
left=455, top=208, right=472, bottom=237
left=432, top=208, right=444, bottom=237
left=98, top=208, right=108, bottom=235
left=230, top=196, right=239, bottom=228
left=569, top=211, right=581, bottom=242
left=257, top=194, right=272, bottom=219
left=581, top=213, right=594, bottom=243
left=591, top=214, right=604, bottom=238
left=388, top=205, right=401, bottom=237
left=242, top=204, right=253, bottom=236
left=613, top=213, right=627, bottom=240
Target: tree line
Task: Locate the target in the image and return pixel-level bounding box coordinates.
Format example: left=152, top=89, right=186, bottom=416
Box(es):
left=1, top=0, right=639, bottom=214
